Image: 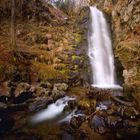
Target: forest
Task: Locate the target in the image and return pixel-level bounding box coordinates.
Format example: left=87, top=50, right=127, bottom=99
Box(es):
left=0, top=0, right=139, bottom=140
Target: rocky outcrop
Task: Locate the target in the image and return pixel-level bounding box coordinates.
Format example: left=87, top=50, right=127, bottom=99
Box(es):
left=90, top=0, right=140, bottom=108
left=111, top=0, right=140, bottom=108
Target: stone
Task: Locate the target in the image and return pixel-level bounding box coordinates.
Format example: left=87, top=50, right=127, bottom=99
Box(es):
left=91, top=114, right=107, bottom=134
left=39, top=81, right=53, bottom=89
left=36, top=87, right=47, bottom=96
left=53, top=83, right=69, bottom=91
left=13, top=91, right=34, bottom=104
left=77, top=99, right=90, bottom=110
left=51, top=90, right=65, bottom=101
left=70, top=116, right=85, bottom=129
left=15, top=83, right=31, bottom=97
left=29, top=97, right=53, bottom=112
left=107, top=115, right=122, bottom=128
left=68, top=100, right=77, bottom=110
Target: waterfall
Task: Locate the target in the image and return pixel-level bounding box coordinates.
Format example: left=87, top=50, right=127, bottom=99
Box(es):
left=88, top=6, right=121, bottom=89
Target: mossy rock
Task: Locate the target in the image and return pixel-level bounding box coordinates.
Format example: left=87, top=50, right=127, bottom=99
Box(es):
left=53, top=83, right=69, bottom=91
left=78, top=98, right=90, bottom=110
left=74, top=33, right=82, bottom=44
left=72, top=55, right=81, bottom=61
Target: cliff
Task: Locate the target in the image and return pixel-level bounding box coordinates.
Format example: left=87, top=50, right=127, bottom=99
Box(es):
left=90, top=0, right=140, bottom=108
left=112, top=0, right=140, bottom=106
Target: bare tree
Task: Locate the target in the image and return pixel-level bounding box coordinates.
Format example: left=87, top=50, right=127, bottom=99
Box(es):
left=11, top=0, right=16, bottom=49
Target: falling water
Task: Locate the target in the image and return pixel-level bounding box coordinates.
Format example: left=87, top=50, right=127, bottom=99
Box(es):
left=31, top=96, right=75, bottom=124
left=88, top=6, right=121, bottom=89
left=31, top=96, right=84, bottom=124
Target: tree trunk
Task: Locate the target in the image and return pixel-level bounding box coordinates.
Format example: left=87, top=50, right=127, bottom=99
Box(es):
left=11, top=0, right=16, bottom=49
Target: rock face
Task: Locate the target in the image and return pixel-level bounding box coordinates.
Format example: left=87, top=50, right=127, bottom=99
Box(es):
left=111, top=0, right=140, bottom=108
left=90, top=0, right=140, bottom=108
left=112, top=0, right=140, bottom=85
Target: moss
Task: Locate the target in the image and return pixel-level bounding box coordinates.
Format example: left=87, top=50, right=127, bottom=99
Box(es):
left=58, top=66, right=70, bottom=79
left=33, top=61, right=67, bottom=81
left=74, top=33, right=82, bottom=44
left=78, top=98, right=90, bottom=110
left=72, top=55, right=81, bottom=61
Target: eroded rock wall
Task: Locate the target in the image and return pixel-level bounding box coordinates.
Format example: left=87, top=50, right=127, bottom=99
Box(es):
left=90, top=0, right=140, bottom=106
left=111, top=0, right=140, bottom=107
left=112, top=0, right=140, bottom=85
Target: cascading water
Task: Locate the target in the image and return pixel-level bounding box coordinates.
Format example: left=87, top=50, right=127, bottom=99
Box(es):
left=31, top=96, right=84, bottom=124
left=31, top=96, right=75, bottom=124
left=88, top=6, right=121, bottom=89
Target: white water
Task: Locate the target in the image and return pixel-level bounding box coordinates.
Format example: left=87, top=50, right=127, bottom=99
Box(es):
left=31, top=96, right=76, bottom=124
left=88, top=6, right=121, bottom=89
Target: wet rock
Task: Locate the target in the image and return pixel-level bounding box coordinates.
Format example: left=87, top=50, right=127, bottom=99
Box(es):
left=13, top=91, right=34, bottom=104
left=107, top=103, right=118, bottom=115
left=96, top=110, right=108, bottom=118
left=68, top=100, right=77, bottom=110
left=70, top=116, right=85, bottom=129
left=97, top=100, right=112, bottom=107
left=63, top=105, right=72, bottom=113
left=91, top=114, right=107, bottom=134
left=29, top=97, right=53, bottom=112
left=87, top=87, right=111, bottom=100
left=107, top=116, right=122, bottom=128
left=53, top=83, right=69, bottom=91
left=63, top=100, right=77, bottom=113
left=51, top=90, right=66, bottom=101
